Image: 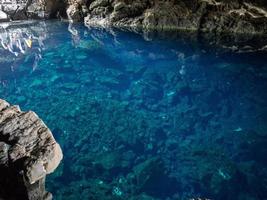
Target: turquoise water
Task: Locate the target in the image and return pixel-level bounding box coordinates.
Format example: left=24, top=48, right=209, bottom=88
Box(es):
left=1, top=20, right=267, bottom=200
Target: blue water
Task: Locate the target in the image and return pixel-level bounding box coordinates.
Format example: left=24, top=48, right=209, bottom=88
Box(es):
left=1, top=20, right=267, bottom=200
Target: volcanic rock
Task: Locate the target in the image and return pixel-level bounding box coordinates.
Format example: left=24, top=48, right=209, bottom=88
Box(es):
left=0, top=99, right=63, bottom=200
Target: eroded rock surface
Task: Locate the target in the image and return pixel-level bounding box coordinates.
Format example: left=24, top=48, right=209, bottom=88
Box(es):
left=0, top=99, right=63, bottom=200
left=0, top=0, right=63, bottom=21
left=1, top=0, right=267, bottom=35
left=66, top=0, right=89, bottom=22
left=84, top=0, right=267, bottom=34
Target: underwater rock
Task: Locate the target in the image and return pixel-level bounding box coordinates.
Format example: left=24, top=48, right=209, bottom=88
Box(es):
left=130, top=157, right=179, bottom=198
left=93, top=151, right=127, bottom=172
left=0, top=99, right=63, bottom=200
left=129, top=194, right=160, bottom=200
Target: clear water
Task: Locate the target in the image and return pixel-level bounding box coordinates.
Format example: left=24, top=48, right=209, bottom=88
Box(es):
left=1, top=20, right=267, bottom=200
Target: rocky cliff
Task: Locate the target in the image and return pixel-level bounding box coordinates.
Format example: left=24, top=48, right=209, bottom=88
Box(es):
left=83, top=0, right=267, bottom=34
left=0, top=0, right=64, bottom=21
left=1, top=0, right=267, bottom=35
left=81, top=0, right=267, bottom=52
left=0, top=99, right=63, bottom=200
left=57, top=0, right=267, bottom=36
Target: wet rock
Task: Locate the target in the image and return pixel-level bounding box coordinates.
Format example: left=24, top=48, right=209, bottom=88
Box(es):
left=172, top=146, right=251, bottom=200
left=66, top=0, right=89, bottom=21
left=89, top=0, right=109, bottom=10
left=1, top=0, right=267, bottom=37
left=130, top=157, right=179, bottom=198
left=0, top=99, right=63, bottom=200
left=93, top=151, right=130, bottom=174
left=67, top=4, right=83, bottom=22
left=1, top=0, right=62, bottom=20
left=84, top=0, right=267, bottom=35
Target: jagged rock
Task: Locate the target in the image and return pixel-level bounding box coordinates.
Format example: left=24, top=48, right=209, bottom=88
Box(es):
left=1, top=0, right=267, bottom=36
left=67, top=4, right=85, bottom=22
left=0, top=0, right=62, bottom=20
left=66, top=0, right=89, bottom=21
left=0, top=99, right=63, bottom=200
left=84, top=0, right=267, bottom=35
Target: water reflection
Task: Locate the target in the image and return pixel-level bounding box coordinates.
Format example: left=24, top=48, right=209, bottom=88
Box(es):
left=0, top=29, right=29, bottom=56
left=68, top=21, right=80, bottom=47
left=1, top=20, right=267, bottom=92
left=0, top=21, right=46, bottom=72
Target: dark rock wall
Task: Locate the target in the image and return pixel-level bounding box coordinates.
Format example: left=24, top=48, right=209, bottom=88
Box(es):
left=1, top=0, right=267, bottom=35
left=0, top=0, right=64, bottom=21
left=84, top=0, right=267, bottom=34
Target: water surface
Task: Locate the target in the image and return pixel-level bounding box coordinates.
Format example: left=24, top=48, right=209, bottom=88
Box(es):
left=1, top=20, right=267, bottom=200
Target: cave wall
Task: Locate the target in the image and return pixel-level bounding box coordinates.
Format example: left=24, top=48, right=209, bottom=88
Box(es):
left=1, top=0, right=267, bottom=35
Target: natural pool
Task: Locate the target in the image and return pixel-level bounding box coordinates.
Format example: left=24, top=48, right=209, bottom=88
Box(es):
left=0, top=20, right=267, bottom=200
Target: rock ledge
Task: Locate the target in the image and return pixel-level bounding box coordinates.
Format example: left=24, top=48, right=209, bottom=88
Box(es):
left=0, top=99, right=63, bottom=200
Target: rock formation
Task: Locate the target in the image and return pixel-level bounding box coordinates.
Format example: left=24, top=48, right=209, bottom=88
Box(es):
left=66, top=0, right=88, bottom=22
left=1, top=0, right=267, bottom=35
left=0, top=0, right=64, bottom=21
left=0, top=99, right=63, bottom=200
left=84, top=0, right=267, bottom=34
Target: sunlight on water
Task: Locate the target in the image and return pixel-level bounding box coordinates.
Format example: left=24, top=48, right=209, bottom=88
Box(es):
left=0, top=20, right=267, bottom=200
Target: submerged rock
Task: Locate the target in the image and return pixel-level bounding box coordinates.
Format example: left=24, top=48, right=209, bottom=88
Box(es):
left=0, top=99, right=63, bottom=200
left=130, top=157, right=179, bottom=198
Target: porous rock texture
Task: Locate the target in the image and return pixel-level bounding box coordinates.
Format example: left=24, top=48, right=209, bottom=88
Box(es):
left=66, top=0, right=89, bottom=22
left=0, top=99, right=63, bottom=200
left=0, top=0, right=64, bottom=21
left=84, top=0, right=267, bottom=34
left=1, top=0, right=267, bottom=35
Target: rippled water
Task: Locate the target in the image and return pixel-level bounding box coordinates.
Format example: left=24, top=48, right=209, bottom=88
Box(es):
left=1, top=20, right=267, bottom=200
